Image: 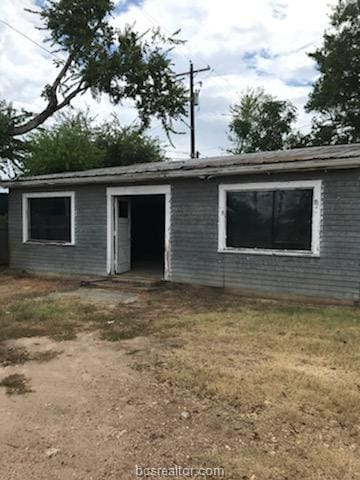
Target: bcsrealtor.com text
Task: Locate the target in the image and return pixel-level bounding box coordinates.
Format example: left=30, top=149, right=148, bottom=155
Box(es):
left=135, top=465, right=225, bottom=477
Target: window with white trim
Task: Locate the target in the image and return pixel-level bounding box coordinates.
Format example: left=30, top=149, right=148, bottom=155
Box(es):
left=218, top=181, right=322, bottom=256
left=23, top=192, right=75, bottom=245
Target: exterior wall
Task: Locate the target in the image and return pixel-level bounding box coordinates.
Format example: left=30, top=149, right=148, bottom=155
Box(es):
left=8, top=168, right=360, bottom=301
left=9, top=185, right=108, bottom=276
left=170, top=170, right=360, bottom=301
left=0, top=223, right=9, bottom=265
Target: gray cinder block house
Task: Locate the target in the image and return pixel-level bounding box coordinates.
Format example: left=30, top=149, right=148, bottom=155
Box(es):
left=2, top=143, right=360, bottom=303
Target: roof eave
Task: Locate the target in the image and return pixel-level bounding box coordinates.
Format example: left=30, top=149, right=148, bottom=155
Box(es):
left=2, top=157, right=360, bottom=189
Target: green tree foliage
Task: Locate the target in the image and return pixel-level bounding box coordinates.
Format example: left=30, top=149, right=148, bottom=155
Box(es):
left=0, top=102, right=30, bottom=175
left=22, top=116, right=104, bottom=176
left=0, top=0, right=187, bottom=171
left=22, top=112, right=165, bottom=176
left=228, top=88, right=297, bottom=154
left=96, top=118, right=166, bottom=167
left=306, top=0, right=360, bottom=145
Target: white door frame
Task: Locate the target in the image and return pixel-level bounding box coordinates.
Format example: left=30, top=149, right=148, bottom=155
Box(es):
left=106, top=185, right=171, bottom=279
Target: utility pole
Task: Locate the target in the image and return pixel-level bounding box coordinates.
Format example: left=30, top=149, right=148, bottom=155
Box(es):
left=189, top=61, right=195, bottom=159
left=176, top=61, right=210, bottom=158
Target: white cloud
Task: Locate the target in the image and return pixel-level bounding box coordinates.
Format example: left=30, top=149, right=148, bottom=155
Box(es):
left=0, top=0, right=338, bottom=160
left=0, top=1, right=56, bottom=109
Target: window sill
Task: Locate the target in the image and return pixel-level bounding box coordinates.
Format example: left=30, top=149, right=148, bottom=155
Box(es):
left=217, top=247, right=320, bottom=258
left=23, top=240, right=75, bottom=247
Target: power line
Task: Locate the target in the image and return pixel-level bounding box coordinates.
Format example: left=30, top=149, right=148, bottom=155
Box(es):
left=139, top=7, right=210, bottom=69
left=169, top=150, right=191, bottom=155
left=139, top=9, right=191, bottom=66
left=138, top=3, right=268, bottom=101
left=0, top=17, right=61, bottom=61
left=136, top=7, right=317, bottom=158
left=200, top=144, right=232, bottom=151
left=147, top=124, right=163, bottom=134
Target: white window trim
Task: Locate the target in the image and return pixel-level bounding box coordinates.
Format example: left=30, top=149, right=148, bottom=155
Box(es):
left=218, top=180, right=322, bottom=257
left=22, top=191, right=76, bottom=246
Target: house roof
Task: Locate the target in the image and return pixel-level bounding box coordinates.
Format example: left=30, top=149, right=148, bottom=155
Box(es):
left=2, top=143, right=360, bottom=188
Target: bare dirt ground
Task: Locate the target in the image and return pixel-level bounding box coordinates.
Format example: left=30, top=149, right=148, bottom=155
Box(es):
left=0, top=333, right=221, bottom=480
left=0, top=272, right=359, bottom=480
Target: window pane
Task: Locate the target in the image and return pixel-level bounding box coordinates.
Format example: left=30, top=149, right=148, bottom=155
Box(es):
left=226, top=191, right=273, bottom=248
left=118, top=200, right=128, bottom=218
left=226, top=188, right=313, bottom=251
left=29, top=197, right=71, bottom=242
left=273, top=190, right=313, bottom=250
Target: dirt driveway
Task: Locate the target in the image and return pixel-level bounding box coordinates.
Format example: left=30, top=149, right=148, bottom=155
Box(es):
left=0, top=272, right=359, bottom=480
left=0, top=333, right=218, bottom=480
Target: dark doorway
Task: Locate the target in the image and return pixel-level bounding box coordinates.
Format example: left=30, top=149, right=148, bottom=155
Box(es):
left=131, top=194, right=165, bottom=274
left=0, top=193, right=9, bottom=265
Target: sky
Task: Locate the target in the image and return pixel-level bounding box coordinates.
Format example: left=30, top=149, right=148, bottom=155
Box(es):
left=0, top=0, right=338, bottom=163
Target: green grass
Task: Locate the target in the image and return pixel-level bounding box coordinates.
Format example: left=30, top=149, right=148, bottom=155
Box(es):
left=0, top=298, right=100, bottom=342
left=0, top=293, right=154, bottom=343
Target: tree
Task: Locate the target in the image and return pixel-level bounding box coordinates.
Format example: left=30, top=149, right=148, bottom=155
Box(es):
left=22, top=113, right=104, bottom=176
left=306, top=0, right=360, bottom=144
left=0, top=102, right=30, bottom=176
left=96, top=118, right=166, bottom=167
left=228, top=88, right=297, bottom=154
left=0, top=0, right=187, bottom=170
left=22, top=111, right=166, bottom=176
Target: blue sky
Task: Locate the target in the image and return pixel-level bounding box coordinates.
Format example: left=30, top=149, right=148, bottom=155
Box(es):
left=0, top=0, right=338, bottom=161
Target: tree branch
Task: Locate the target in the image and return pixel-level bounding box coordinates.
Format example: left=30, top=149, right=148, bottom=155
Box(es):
left=54, top=83, right=87, bottom=111
left=51, top=56, right=74, bottom=96
left=10, top=56, right=77, bottom=136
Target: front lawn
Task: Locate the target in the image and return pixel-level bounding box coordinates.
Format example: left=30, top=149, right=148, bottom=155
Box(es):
left=0, top=273, right=359, bottom=479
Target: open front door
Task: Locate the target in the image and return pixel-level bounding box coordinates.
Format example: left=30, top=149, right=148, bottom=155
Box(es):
left=115, top=198, right=131, bottom=274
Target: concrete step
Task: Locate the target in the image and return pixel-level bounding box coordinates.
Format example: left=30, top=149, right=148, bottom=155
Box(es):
left=80, top=275, right=165, bottom=291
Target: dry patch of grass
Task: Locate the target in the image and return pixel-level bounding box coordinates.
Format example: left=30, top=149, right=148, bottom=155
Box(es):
left=0, top=342, right=62, bottom=366
left=0, top=374, right=32, bottom=395
left=100, top=308, right=154, bottom=341
left=30, top=350, right=62, bottom=363
left=144, top=299, right=360, bottom=480
left=0, top=271, right=77, bottom=304
left=0, top=344, right=30, bottom=366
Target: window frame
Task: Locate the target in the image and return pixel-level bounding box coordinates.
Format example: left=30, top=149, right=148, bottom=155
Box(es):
left=218, top=180, right=322, bottom=257
left=22, top=191, right=76, bottom=246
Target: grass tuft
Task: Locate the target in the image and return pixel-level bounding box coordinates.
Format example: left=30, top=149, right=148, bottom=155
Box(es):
left=31, top=350, right=63, bottom=363
left=0, top=344, right=30, bottom=366
left=0, top=374, right=32, bottom=395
